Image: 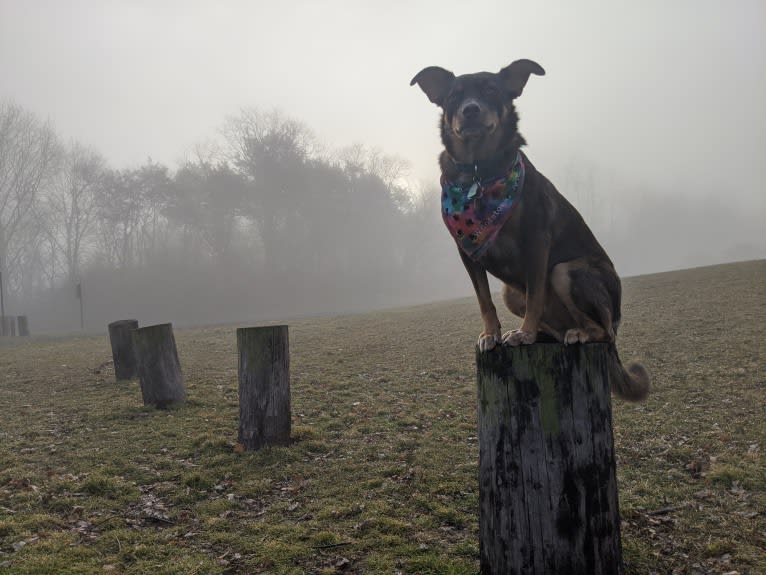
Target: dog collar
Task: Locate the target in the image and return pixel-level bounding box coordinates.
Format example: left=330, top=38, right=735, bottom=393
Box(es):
left=440, top=151, right=525, bottom=260
left=449, top=157, right=505, bottom=178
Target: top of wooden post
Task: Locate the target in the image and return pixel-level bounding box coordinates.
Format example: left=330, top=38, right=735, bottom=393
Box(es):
left=475, top=342, right=622, bottom=574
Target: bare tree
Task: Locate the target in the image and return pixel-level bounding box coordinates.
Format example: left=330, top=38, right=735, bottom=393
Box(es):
left=0, top=101, right=60, bottom=298
left=94, top=161, right=171, bottom=269
left=337, top=143, right=412, bottom=210
left=4, top=210, right=51, bottom=294
left=42, top=142, right=106, bottom=282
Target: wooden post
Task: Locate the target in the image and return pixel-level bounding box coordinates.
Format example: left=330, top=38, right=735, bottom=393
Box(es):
left=1, top=316, right=14, bottom=337
left=76, top=281, right=84, bottom=330
left=237, top=325, right=291, bottom=451
left=0, top=271, right=5, bottom=330
left=108, top=319, right=139, bottom=381
left=477, top=343, right=623, bottom=575
left=17, top=315, right=29, bottom=337
left=132, top=323, right=185, bottom=408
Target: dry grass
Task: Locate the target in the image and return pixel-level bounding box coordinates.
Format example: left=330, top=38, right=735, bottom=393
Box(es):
left=0, top=260, right=764, bottom=574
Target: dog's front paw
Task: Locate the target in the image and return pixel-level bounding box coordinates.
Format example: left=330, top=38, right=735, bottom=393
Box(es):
left=502, top=329, right=537, bottom=346
left=477, top=332, right=502, bottom=352
left=564, top=328, right=589, bottom=345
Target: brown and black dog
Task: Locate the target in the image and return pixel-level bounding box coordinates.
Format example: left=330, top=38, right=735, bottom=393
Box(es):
left=411, top=59, right=649, bottom=401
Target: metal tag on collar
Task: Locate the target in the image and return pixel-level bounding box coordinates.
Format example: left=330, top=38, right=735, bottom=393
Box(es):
left=467, top=164, right=480, bottom=199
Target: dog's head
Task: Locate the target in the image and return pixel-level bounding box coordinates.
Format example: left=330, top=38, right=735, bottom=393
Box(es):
left=411, top=60, right=544, bottom=164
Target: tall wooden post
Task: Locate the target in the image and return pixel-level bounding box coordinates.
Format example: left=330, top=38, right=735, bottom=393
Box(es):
left=476, top=343, right=623, bottom=575
left=237, top=325, right=291, bottom=451
left=0, top=271, right=5, bottom=332
left=17, top=315, right=29, bottom=337
left=108, top=319, right=139, bottom=381
left=132, top=323, right=185, bottom=408
left=1, top=315, right=14, bottom=337
left=76, top=282, right=84, bottom=330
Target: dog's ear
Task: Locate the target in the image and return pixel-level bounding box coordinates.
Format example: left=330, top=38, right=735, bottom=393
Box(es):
left=410, top=66, right=455, bottom=107
left=499, top=59, right=545, bottom=99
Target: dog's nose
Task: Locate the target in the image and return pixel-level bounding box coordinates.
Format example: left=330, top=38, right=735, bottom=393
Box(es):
left=461, top=101, right=481, bottom=119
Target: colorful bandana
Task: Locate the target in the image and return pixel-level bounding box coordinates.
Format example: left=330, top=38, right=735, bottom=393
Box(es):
left=441, top=152, right=525, bottom=259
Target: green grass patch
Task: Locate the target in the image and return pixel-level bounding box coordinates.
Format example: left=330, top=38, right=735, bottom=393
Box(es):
left=0, top=261, right=764, bottom=574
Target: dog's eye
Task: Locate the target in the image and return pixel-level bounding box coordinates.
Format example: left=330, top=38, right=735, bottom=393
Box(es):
left=447, top=89, right=463, bottom=105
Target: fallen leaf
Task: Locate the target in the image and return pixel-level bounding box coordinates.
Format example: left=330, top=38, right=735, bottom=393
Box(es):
left=693, top=489, right=714, bottom=500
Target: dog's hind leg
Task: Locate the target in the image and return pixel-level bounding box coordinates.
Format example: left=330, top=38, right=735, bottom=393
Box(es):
left=501, top=283, right=526, bottom=318
left=501, top=283, right=564, bottom=342
left=550, top=260, right=616, bottom=344
left=552, top=261, right=649, bottom=399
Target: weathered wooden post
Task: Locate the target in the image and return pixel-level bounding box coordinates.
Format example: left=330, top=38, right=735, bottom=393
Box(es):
left=477, top=343, right=623, bottom=575
left=17, top=315, right=29, bottom=337
left=132, top=323, right=185, bottom=408
left=108, top=319, right=139, bottom=381
left=1, top=316, right=15, bottom=336
left=237, top=325, right=291, bottom=450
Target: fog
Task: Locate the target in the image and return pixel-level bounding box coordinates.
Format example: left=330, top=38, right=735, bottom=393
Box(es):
left=0, top=0, right=764, bottom=333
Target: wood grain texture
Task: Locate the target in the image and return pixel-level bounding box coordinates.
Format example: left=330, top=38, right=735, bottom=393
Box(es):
left=132, top=323, right=185, bottom=408
left=237, top=325, right=291, bottom=451
left=477, top=343, right=623, bottom=575
left=108, top=319, right=139, bottom=381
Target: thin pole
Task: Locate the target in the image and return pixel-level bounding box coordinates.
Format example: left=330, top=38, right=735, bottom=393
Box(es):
left=0, top=271, right=5, bottom=336
left=77, top=281, right=84, bottom=330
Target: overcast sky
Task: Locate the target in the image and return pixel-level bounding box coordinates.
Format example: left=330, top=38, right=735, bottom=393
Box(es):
left=1, top=0, right=765, bottom=216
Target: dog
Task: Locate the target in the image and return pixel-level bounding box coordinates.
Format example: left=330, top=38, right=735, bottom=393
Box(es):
left=411, top=59, right=649, bottom=401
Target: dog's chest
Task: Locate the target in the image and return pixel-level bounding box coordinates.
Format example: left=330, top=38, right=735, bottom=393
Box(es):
left=477, top=213, right=526, bottom=285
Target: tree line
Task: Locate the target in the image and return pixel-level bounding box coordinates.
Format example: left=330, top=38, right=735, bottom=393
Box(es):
left=5, top=99, right=759, bottom=333
left=0, top=102, right=464, bottom=332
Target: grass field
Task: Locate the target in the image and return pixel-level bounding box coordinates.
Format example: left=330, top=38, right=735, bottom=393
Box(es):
left=1, top=260, right=764, bottom=575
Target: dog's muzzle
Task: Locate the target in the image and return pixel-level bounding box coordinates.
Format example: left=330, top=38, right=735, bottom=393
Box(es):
left=455, top=99, right=494, bottom=137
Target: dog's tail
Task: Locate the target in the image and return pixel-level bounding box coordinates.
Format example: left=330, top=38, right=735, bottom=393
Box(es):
left=608, top=344, right=650, bottom=401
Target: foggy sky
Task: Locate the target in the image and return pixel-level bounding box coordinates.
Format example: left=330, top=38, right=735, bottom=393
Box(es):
left=1, top=0, right=765, bottom=246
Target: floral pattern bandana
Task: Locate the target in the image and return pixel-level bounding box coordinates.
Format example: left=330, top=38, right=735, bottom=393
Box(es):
left=440, top=152, right=525, bottom=260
